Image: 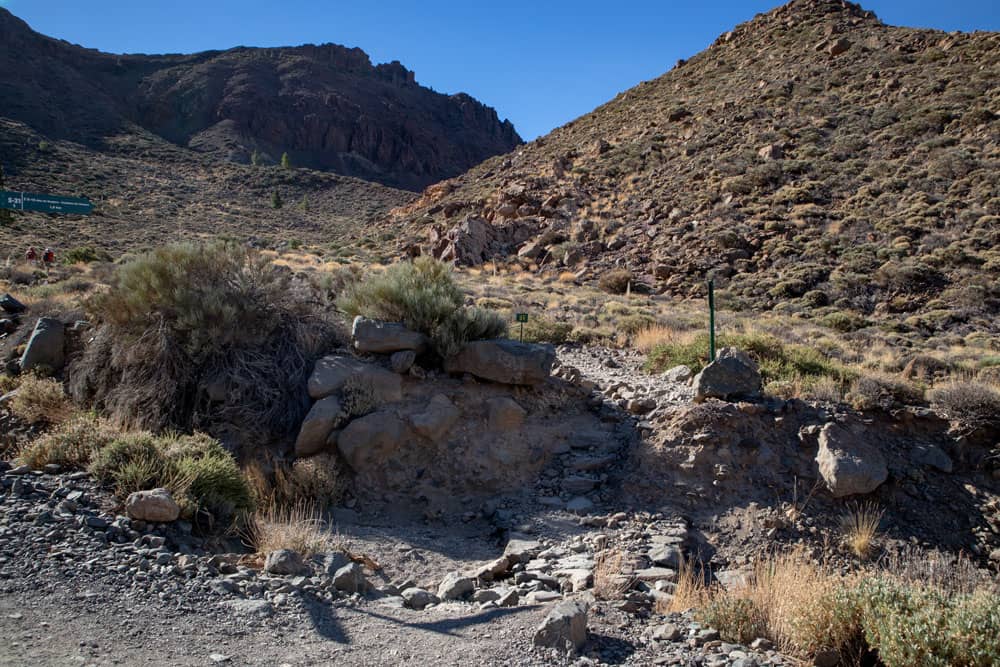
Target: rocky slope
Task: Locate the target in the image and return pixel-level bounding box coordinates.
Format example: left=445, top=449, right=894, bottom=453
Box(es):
left=0, top=8, right=521, bottom=190
left=394, top=0, right=999, bottom=336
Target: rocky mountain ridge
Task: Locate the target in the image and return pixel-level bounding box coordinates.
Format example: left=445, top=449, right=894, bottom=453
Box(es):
left=393, top=0, right=999, bottom=336
left=0, top=8, right=520, bottom=190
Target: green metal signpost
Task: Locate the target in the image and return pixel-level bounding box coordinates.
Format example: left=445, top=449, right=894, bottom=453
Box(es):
left=0, top=190, right=93, bottom=215
left=515, top=313, right=528, bottom=342
left=707, top=279, right=716, bottom=362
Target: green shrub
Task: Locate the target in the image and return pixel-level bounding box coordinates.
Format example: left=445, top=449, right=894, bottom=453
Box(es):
left=700, top=597, right=764, bottom=644
left=431, top=306, right=507, bottom=357
left=18, top=415, right=119, bottom=470
left=522, top=316, right=573, bottom=344
left=858, top=578, right=1000, bottom=667
left=340, top=258, right=505, bottom=357
left=819, top=311, right=869, bottom=333
left=338, top=257, right=463, bottom=335
left=10, top=375, right=73, bottom=425
left=63, top=246, right=112, bottom=264
left=646, top=332, right=850, bottom=385
left=72, top=241, right=331, bottom=442
left=618, top=313, right=657, bottom=336
left=340, top=375, right=380, bottom=418
left=598, top=269, right=634, bottom=294
left=88, top=431, right=252, bottom=524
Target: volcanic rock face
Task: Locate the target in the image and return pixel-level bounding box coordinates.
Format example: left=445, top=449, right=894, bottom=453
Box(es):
left=0, top=9, right=521, bottom=190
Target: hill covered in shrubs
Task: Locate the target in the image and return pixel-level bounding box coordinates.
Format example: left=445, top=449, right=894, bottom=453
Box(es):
left=393, top=0, right=1000, bottom=340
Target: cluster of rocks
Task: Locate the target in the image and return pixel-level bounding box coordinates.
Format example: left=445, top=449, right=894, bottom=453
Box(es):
left=291, top=316, right=577, bottom=496
left=0, top=293, right=92, bottom=377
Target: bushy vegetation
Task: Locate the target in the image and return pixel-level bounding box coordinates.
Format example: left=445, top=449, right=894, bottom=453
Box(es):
left=676, top=549, right=1000, bottom=667
left=88, top=432, right=252, bottom=524
left=598, top=269, right=634, bottom=294
left=9, top=375, right=74, bottom=425
left=644, top=331, right=851, bottom=386
left=338, top=257, right=506, bottom=357
left=847, top=372, right=925, bottom=411
left=930, top=381, right=1000, bottom=428
left=70, top=241, right=333, bottom=445
left=62, top=246, right=112, bottom=264
left=18, top=414, right=120, bottom=470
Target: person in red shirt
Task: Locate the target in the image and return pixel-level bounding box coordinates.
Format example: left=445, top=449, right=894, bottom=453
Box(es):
left=25, top=246, right=38, bottom=264
left=42, top=248, right=55, bottom=265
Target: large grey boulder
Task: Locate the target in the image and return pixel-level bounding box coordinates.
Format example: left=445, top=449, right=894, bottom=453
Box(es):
left=308, top=355, right=402, bottom=403
left=533, top=600, right=589, bottom=652
left=331, top=562, right=369, bottom=594
left=264, top=549, right=310, bottom=576
left=815, top=422, right=888, bottom=497
left=20, top=317, right=65, bottom=373
left=437, top=571, right=475, bottom=600
left=693, top=347, right=761, bottom=402
left=443, top=340, right=555, bottom=386
left=124, top=488, right=180, bottom=523
left=294, top=395, right=344, bottom=457
left=409, top=394, right=460, bottom=442
left=351, top=316, right=428, bottom=354
left=401, top=587, right=438, bottom=610
left=336, top=411, right=406, bottom=471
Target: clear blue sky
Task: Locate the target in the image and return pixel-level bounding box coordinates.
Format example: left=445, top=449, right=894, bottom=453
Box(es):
left=3, top=0, right=998, bottom=140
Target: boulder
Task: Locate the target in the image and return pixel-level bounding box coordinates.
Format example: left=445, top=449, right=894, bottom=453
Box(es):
left=443, top=340, right=555, bottom=385
left=264, top=549, right=310, bottom=576
left=533, top=600, right=589, bottom=652
left=663, top=365, right=692, bottom=383
left=487, top=396, right=526, bottom=431
left=409, top=394, right=460, bottom=442
left=336, top=412, right=406, bottom=471
left=910, top=443, right=953, bottom=473
left=815, top=422, right=888, bottom=497
left=351, top=316, right=428, bottom=354
left=308, top=355, right=402, bottom=402
left=390, top=350, right=416, bottom=374
left=503, top=538, right=543, bottom=563
left=331, top=562, right=369, bottom=593
left=20, top=317, right=65, bottom=373
left=294, top=395, right=343, bottom=457
left=693, top=348, right=761, bottom=402
left=124, top=488, right=180, bottom=523
left=437, top=571, right=475, bottom=600
left=0, top=293, right=26, bottom=314
left=401, top=587, right=438, bottom=610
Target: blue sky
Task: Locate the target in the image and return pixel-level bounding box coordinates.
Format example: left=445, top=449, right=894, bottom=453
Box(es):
left=4, top=0, right=998, bottom=140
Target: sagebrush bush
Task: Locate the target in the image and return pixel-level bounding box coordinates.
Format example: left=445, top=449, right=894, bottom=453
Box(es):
left=10, top=375, right=74, bottom=425
left=930, top=381, right=1000, bottom=427
left=338, top=257, right=463, bottom=335
left=848, top=372, right=924, bottom=410
left=431, top=306, right=507, bottom=357
left=521, top=315, right=572, bottom=344
left=340, top=375, right=380, bottom=418
left=598, top=269, right=634, bottom=294
left=88, top=431, right=252, bottom=525
left=18, top=414, right=119, bottom=469
left=71, top=242, right=332, bottom=444
left=858, top=578, right=1000, bottom=667
left=340, top=258, right=506, bottom=357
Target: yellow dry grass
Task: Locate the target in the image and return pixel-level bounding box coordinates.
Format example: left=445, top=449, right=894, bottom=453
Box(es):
left=245, top=498, right=332, bottom=556
left=840, top=502, right=884, bottom=560
left=593, top=549, right=635, bottom=600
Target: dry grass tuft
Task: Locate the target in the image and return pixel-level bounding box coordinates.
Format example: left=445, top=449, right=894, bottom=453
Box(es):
left=246, top=499, right=331, bottom=556
left=658, top=557, right=713, bottom=614
left=18, top=414, right=120, bottom=469
left=593, top=549, right=635, bottom=600
left=840, top=502, right=884, bottom=560
left=634, top=324, right=686, bottom=354
left=10, top=375, right=74, bottom=425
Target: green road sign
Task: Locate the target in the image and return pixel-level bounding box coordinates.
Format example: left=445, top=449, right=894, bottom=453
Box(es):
left=0, top=190, right=93, bottom=215
left=515, top=313, right=529, bottom=323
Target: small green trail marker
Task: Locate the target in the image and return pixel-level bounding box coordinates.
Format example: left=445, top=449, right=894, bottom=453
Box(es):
left=515, top=313, right=528, bottom=342
left=707, top=279, right=716, bottom=362
left=0, top=190, right=93, bottom=215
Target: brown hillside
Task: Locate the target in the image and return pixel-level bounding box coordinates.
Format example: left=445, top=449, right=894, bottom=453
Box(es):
left=394, top=0, right=1000, bottom=338
left=0, top=8, right=520, bottom=190
left=0, top=118, right=414, bottom=259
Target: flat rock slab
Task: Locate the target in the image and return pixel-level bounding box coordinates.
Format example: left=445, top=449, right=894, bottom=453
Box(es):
left=444, top=339, right=555, bottom=385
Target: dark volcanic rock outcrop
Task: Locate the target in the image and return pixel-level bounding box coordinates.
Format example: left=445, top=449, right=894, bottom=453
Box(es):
left=0, top=9, right=521, bottom=190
